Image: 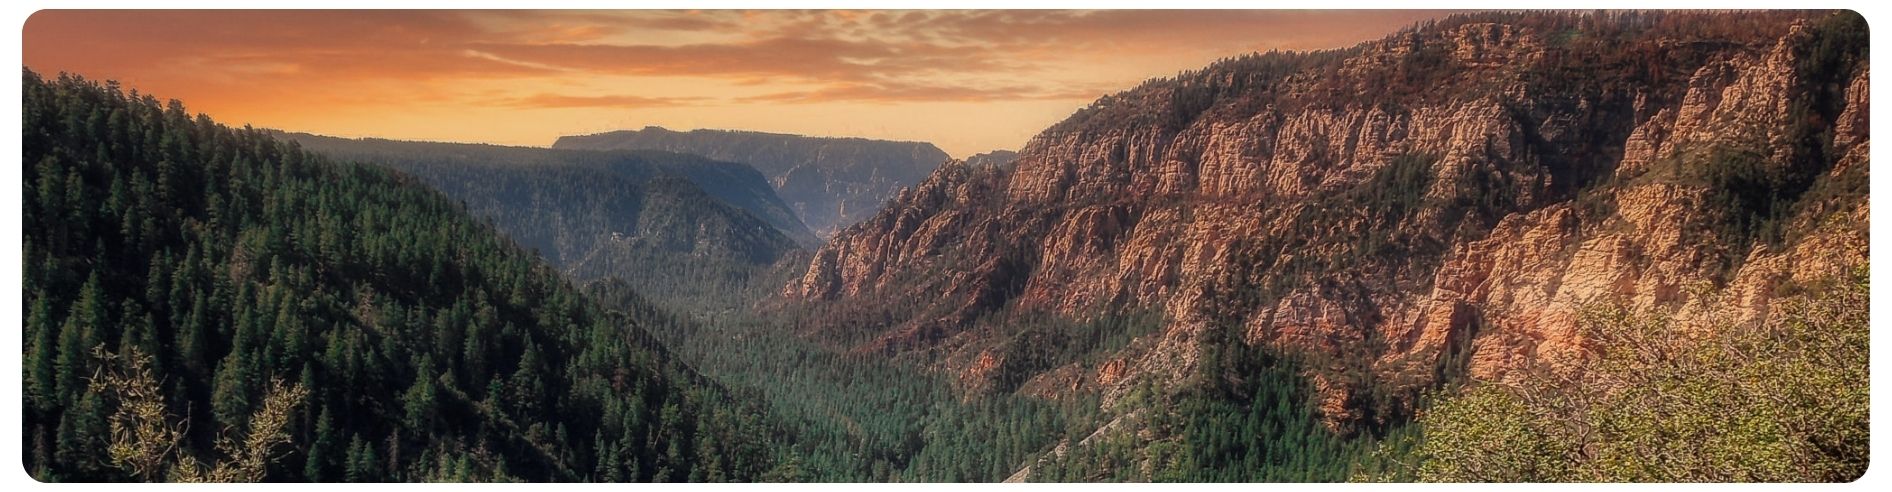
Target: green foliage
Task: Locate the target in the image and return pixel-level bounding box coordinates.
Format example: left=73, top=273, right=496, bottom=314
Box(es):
left=989, top=310, right=1165, bottom=392
left=1408, top=268, right=1869, bottom=482
left=21, top=70, right=783, bottom=482
left=588, top=279, right=1100, bottom=482
left=1028, top=329, right=1411, bottom=483
left=1689, top=147, right=1797, bottom=255
left=1164, top=344, right=1364, bottom=482
left=1795, top=11, right=1869, bottom=150
left=1410, top=385, right=1575, bottom=481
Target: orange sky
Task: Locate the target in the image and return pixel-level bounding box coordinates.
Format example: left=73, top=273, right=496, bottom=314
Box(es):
left=24, top=10, right=1447, bottom=157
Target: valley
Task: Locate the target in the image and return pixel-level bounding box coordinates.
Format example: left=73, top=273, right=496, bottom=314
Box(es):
left=19, top=9, right=1871, bottom=483
left=554, top=127, right=956, bottom=240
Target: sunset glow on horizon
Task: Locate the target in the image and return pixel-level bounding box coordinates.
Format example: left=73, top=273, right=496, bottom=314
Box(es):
left=24, top=9, right=1448, bottom=157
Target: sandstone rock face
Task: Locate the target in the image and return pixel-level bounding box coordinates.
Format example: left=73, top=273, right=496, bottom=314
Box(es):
left=781, top=12, right=1868, bottom=427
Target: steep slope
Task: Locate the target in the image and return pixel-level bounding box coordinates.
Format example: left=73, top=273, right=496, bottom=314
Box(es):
left=276, top=133, right=811, bottom=307
left=782, top=9, right=1868, bottom=440
left=21, top=71, right=787, bottom=482
left=554, top=126, right=951, bottom=238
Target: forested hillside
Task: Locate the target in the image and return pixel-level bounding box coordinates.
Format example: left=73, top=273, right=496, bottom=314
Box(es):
left=585, top=278, right=1083, bottom=481
left=272, top=133, right=811, bottom=308
left=21, top=70, right=790, bottom=482
left=586, top=271, right=1127, bottom=482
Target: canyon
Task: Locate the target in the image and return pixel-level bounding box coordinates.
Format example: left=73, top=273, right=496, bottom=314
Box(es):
left=783, top=11, right=1870, bottom=434
left=555, top=127, right=954, bottom=240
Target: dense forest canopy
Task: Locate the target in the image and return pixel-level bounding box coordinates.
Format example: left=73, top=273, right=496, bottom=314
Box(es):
left=21, top=70, right=790, bottom=482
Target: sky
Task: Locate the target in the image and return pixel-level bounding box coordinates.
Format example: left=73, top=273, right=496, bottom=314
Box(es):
left=24, top=10, right=1447, bottom=157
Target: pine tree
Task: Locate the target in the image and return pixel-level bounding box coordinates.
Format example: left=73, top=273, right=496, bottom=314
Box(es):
left=345, top=434, right=378, bottom=483
left=402, top=365, right=438, bottom=433
left=210, top=350, right=252, bottom=429
left=55, top=390, right=109, bottom=476
left=305, top=405, right=337, bottom=481
left=55, top=273, right=107, bottom=402
left=26, top=295, right=60, bottom=409
left=175, top=293, right=210, bottom=379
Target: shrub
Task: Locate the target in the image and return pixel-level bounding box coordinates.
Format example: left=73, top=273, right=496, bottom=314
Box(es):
left=1410, top=267, right=1868, bottom=482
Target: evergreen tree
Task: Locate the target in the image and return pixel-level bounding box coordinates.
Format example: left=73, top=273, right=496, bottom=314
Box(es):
left=20, top=69, right=786, bottom=482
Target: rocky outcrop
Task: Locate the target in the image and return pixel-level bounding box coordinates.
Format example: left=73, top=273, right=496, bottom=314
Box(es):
left=780, top=11, right=1868, bottom=428
left=554, top=127, right=951, bottom=239
left=965, top=150, right=1021, bottom=169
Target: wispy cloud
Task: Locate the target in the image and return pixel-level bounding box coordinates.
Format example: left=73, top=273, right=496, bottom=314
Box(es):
left=24, top=9, right=1448, bottom=154
left=499, top=93, right=709, bottom=109
left=741, top=81, right=1110, bottom=104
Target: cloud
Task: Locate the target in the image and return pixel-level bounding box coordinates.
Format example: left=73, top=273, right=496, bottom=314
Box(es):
left=869, top=10, right=1455, bottom=53
left=25, top=10, right=553, bottom=84
left=463, top=36, right=1027, bottom=86
left=500, top=93, right=709, bottom=109
left=741, top=81, right=1108, bottom=104
left=22, top=10, right=1454, bottom=154
left=26, top=10, right=1447, bottom=107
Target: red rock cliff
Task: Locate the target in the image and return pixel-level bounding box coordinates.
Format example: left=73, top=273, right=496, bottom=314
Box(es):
left=781, top=11, right=1869, bottom=426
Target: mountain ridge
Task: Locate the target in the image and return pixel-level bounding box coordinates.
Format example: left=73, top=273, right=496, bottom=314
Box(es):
left=554, top=126, right=951, bottom=238
left=781, top=10, right=1869, bottom=435
left=278, top=131, right=819, bottom=247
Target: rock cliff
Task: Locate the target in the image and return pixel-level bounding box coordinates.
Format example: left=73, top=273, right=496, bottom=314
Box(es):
left=779, top=11, right=1869, bottom=428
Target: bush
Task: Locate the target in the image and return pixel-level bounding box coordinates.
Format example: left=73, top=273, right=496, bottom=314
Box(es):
left=1409, top=267, right=1868, bottom=482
